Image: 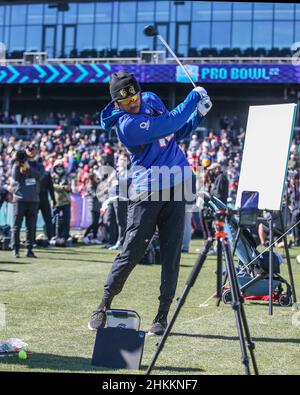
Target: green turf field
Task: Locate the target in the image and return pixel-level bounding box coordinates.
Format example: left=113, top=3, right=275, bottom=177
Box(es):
left=0, top=240, right=299, bottom=375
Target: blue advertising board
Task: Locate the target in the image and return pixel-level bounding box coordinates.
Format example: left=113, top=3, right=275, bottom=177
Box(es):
left=0, top=63, right=299, bottom=84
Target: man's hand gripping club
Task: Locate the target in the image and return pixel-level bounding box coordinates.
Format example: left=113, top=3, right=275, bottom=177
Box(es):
left=193, top=86, right=213, bottom=117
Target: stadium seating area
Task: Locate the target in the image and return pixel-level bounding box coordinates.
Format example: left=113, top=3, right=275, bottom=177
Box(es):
left=6, top=47, right=295, bottom=60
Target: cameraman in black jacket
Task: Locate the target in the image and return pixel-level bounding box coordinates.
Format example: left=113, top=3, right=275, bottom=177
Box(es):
left=26, top=144, right=56, bottom=242
left=11, top=149, right=42, bottom=258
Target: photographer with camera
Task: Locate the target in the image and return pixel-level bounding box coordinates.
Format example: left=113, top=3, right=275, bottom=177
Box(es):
left=26, top=143, right=56, bottom=242
left=11, top=149, right=42, bottom=258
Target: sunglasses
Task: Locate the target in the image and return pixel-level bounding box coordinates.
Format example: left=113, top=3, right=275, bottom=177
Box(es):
left=117, top=93, right=139, bottom=106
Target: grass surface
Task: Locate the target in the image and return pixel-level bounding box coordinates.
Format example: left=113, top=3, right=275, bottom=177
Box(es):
left=0, top=239, right=300, bottom=375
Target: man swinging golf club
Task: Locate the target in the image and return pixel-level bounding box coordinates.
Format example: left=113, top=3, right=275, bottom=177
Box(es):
left=88, top=70, right=212, bottom=335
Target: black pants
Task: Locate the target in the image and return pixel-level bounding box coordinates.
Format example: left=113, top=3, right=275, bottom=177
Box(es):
left=103, top=196, right=186, bottom=314
left=84, top=210, right=100, bottom=239
left=54, top=204, right=71, bottom=240
left=39, top=197, right=53, bottom=240
left=104, top=203, right=118, bottom=245
left=12, top=201, right=39, bottom=252
left=112, top=200, right=128, bottom=245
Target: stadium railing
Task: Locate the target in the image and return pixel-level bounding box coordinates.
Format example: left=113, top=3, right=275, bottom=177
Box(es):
left=0, top=124, right=116, bottom=140
left=0, top=57, right=297, bottom=66
left=0, top=124, right=104, bottom=131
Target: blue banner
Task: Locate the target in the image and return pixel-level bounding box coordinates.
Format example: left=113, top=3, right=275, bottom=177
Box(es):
left=0, top=63, right=299, bottom=84
left=0, top=194, right=91, bottom=231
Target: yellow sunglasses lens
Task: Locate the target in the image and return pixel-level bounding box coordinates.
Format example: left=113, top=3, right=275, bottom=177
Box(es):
left=118, top=94, right=138, bottom=105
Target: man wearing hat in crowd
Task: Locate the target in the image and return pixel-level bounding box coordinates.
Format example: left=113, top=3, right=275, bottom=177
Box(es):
left=207, top=162, right=229, bottom=204
left=88, top=70, right=212, bottom=335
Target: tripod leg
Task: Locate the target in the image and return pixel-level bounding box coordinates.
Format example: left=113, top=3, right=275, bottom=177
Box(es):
left=279, top=212, right=297, bottom=304
left=228, top=245, right=260, bottom=375
left=216, top=273, right=228, bottom=307
left=216, top=239, right=223, bottom=305
left=239, top=303, right=259, bottom=375
left=232, top=227, right=242, bottom=257
left=222, top=239, right=251, bottom=375
left=145, top=238, right=214, bottom=375
left=216, top=227, right=241, bottom=307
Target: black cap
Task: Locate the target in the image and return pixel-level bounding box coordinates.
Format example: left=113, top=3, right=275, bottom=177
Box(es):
left=109, top=70, right=141, bottom=101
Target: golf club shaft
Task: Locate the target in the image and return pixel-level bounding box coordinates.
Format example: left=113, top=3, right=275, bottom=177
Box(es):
left=157, top=34, right=196, bottom=88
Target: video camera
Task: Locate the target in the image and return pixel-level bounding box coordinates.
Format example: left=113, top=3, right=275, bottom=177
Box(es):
left=15, top=149, right=28, bottom=164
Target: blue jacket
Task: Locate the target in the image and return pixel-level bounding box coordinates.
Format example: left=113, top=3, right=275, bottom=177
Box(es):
left=101, top=90, right=203, bottom=191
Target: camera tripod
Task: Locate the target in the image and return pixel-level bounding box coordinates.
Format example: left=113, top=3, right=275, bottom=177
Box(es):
left=146, top=210, right=259, bottom=375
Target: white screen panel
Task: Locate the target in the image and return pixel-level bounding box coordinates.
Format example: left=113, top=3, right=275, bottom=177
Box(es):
left=236, top=104, right=297, bottom=211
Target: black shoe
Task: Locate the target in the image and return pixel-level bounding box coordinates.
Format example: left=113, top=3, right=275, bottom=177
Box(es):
left=88, top=308, right=107, bottom=331
left=12, top=251, right=20, bottom=258
left=148, top=312, right=168, bottom=336
left=26, top=250, right=37, bottom=258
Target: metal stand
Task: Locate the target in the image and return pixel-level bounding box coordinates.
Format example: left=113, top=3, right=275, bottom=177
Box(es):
left=146, top=210, right=259, bottom=376
left=267, top=210, right=297, bottom=314
left=268, top=212, right=274, bottom=315
left=216, top=227, right=241, bottom=307
left=218, top=210, right=296, bottom=315
left=279, top=211, right=297, bottom=305
left=222, top=237, right=259, bottom=375
left=216, top=238, right=223, bottom=304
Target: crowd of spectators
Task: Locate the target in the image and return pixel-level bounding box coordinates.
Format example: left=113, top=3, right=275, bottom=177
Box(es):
left=0, top=111, right=300, bottom=249
left=0, top=111, right=101, bottom=131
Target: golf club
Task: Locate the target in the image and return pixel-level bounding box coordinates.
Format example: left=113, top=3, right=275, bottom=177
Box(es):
left=144, top=25, right=210, bottom=109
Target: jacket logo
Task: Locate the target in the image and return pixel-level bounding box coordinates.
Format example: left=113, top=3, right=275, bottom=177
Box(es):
left=158, top=134, right=175, bottom=148
left=128, top=85, right=136, bottom=95
left=139, top=120, right=150, bottom=130
left=120, top=88, right=127, bottom=97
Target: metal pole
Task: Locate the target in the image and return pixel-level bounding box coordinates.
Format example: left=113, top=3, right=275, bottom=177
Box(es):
left=268, top=213, right=274, bottom=315
left=157, top=34, right=196, bottom=88
left=222, top=239, right=251, bottom=375
left=279, top=211, right=297, bottom=304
